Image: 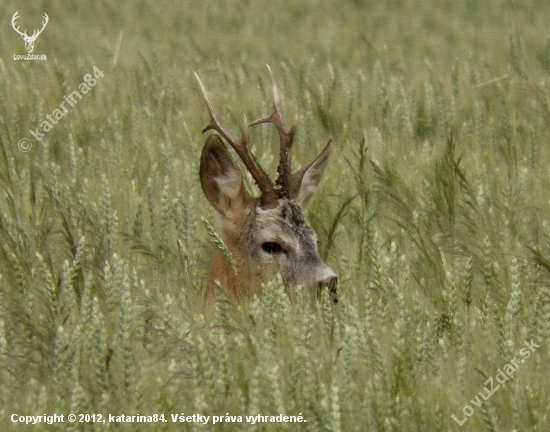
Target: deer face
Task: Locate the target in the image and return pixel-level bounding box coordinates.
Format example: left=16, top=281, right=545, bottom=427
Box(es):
left=197, top=67, right=338, bottom=308
left=251, top=200, right=338, bottom=293
left=22, top=36, right=38, bottom=54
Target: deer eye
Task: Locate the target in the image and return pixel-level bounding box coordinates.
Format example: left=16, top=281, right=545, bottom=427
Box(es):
left=261, top=242, right=284, bottom=255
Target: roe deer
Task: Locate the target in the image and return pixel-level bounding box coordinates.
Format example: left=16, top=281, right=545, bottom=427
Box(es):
left=195, top=66, right=338, bottom=311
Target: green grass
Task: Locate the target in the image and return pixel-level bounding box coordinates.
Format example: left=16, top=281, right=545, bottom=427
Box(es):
left=1, top=0, right=550, bottom=430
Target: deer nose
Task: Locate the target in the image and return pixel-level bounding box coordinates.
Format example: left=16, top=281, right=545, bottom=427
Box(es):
left=318, top=274, right=339, bottom=304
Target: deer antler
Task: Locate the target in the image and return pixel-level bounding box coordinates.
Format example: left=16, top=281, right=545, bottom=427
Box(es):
left=195, top=72, right=278, bottom=206
left=11, top=11, right=27, bottom=37
left=30, top=13, right=49, bottom=40
left=11, top=12, right=48, bottom=40
left=249, top=65, right=296, bottom=198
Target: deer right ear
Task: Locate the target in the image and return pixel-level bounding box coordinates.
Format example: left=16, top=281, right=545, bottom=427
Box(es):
left=200, top=135, right=252, bottom=215
left=290, top=140, right=334, bottom=208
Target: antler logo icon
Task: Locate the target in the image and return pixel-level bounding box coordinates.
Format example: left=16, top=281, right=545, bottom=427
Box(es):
left=11, top=11, right=49, bottom=54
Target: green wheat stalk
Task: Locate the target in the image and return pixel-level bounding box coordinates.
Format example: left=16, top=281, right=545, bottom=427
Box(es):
left=201, top=216, right=238, bottom=275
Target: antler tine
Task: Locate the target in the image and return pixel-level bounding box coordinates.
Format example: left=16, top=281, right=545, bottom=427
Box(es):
left=29, top=13, right=48, bottom=39
left=38, top=13, right=49, bottom=34
left=11, top=11, right=27, bottom=37
left=194, top=73, right=240, bottom=143
left=249, top=65, right=295, bottom=198
left=194, top=73, right=277, bottom=204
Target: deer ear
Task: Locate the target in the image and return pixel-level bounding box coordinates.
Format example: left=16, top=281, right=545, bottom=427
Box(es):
left=290, top=140, right=334, bottom=208
left=200, top=135, right=252, bottom=215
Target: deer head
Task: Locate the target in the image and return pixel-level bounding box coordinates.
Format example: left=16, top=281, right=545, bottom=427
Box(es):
left=196, top=66, right=338, bottom=311
left=11, top=11, right=49, bottom=54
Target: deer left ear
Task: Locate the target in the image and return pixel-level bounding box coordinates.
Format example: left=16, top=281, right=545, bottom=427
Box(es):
left=290, top=140, right=334, bottom=208
left=200, top=135, right=252, bottom=216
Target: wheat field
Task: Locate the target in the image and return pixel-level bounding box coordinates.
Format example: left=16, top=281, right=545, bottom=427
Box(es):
left=1, top=0, right=550, bottom=431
